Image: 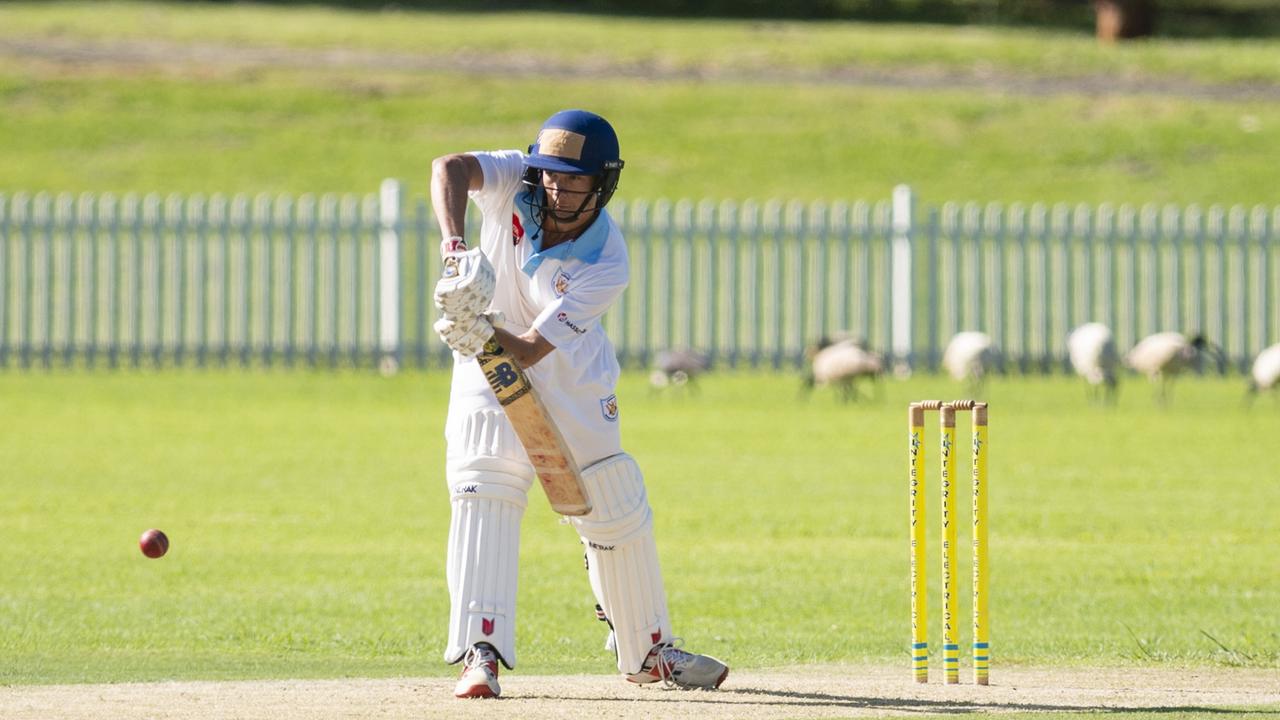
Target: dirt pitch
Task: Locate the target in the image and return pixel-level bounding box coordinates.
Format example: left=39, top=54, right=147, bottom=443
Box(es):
left=4, top=666, right=1279, bottom=719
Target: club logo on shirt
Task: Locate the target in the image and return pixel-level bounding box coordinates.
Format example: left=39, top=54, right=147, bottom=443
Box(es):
left=553, top=269, right=571, bottom=297
left=512, top=213, right=525, bottom=246
left=600, top=394, right=619, bottom=422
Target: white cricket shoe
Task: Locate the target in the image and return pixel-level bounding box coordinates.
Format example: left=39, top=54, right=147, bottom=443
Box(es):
left=626, top=638, right=729, bottom=690
left=454, top=643, right=501, bottom=699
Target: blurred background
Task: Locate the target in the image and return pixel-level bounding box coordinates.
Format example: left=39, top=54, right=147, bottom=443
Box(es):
left=2, top=0, right=1277, bottom=378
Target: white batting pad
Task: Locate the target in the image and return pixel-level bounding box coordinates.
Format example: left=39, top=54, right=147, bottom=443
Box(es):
left=444, top=466, right=530, bottom=669
left=571, top=453, right=670, bottom=674
left=446, top=408, right=530, bottom=470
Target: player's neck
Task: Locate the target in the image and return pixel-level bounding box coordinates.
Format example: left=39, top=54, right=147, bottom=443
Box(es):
left=541, top=216, right=592, bottom=249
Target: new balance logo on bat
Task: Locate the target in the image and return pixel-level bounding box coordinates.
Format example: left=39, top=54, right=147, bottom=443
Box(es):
left=486, top=362, right=519, bottom=388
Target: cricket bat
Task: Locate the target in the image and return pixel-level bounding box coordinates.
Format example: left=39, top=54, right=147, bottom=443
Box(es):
left=476, top=337, right=593, bottom=516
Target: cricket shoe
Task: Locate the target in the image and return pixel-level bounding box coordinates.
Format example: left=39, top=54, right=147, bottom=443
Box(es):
left=626, top=638, right=729, bottom=690
left=454, top=643, right=501, bottom=699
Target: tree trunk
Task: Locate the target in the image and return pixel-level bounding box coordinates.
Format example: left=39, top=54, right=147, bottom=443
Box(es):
left=1094, top=0, right=1156, bottom=41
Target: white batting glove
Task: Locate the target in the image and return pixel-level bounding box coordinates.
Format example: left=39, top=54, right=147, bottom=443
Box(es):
left=434, top=248, right=496, bottom=318
left=434, top=311, right=505, bottom=359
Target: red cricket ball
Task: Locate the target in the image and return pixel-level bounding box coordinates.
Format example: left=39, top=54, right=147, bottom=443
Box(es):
left=139, top=529, right=169, bottom=559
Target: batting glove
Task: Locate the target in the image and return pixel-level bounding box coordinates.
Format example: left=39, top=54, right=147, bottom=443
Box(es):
left=434, top=310, right=505, bottom=359
left=434, top=247, right=496, bottom=318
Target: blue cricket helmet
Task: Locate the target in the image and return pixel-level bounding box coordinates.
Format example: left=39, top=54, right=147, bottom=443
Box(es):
left=522, top=109, right=625, bottom=213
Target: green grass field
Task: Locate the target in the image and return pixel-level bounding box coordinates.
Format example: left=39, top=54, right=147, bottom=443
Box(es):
left=6, top=2, right=1280, bottom=82
left=2, top=2, right=1280, bottom=203
left=2, top=370, right=1277, bottom=687
left=3, top=6, right=1280, bottom=715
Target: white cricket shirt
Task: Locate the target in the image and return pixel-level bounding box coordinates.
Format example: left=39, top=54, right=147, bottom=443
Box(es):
left=444, top=150, right=629, bottom=467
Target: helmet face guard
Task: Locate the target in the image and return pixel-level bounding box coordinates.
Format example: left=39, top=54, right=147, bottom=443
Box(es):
left=521, top=109, right=624, bottom=228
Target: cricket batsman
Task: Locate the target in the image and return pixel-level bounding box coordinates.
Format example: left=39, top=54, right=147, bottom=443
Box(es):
left=430, top=109, right=730, bottom=698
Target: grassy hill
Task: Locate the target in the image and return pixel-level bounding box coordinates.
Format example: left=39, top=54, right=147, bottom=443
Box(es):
left=2, top=2, right=1279, bottom=204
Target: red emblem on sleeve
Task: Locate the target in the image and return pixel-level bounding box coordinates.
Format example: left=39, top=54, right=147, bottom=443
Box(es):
left=512, top=214, right=524, bottom=246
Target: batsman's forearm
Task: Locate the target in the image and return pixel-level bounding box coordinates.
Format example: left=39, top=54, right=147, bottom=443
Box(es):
left=492, top=327, right=555, bottom=369
left=430, top=155, right=473, bottom=243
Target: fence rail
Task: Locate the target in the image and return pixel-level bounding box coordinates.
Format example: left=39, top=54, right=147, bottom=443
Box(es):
left=1, top=184, right=1277, bottom=372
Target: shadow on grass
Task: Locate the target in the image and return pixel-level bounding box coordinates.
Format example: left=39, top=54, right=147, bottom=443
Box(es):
left=521, top=686, right=1275, bottom=715
left=721, top=686, right=1272, bottom=714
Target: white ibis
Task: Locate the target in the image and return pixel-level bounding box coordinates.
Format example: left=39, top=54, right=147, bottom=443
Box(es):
left=1068, top=323, right=1120, bottom=403
left=802, top=337, right=884, bottom=403
left=649, top=348, right=709, bottom=393
left=1246, top=342, right=1280, bottom=404
left=1124, top=332, right=1224, bottom=404
left=942, top=331, right=999, bottom=393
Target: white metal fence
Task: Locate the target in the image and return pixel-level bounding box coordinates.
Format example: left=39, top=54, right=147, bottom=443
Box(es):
left=1, top=182, right=1276, bottom=372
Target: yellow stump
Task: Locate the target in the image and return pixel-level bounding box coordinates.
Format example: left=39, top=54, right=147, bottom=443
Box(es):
left=939, top=404, right=959, bottom=684
left=972, top=403, right=990, bottom=686
left=910, top=399, right=991, bottom=685
left=909, top=404, right=928, bottom=683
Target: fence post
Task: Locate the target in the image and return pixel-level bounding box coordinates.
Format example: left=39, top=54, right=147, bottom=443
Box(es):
left=379, top=178, right=402, bottom=375
left=892, top=184, right=915, bottom=375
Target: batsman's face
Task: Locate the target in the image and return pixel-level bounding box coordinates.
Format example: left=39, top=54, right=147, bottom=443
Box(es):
left=541, top=171, right=598, bottom=223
